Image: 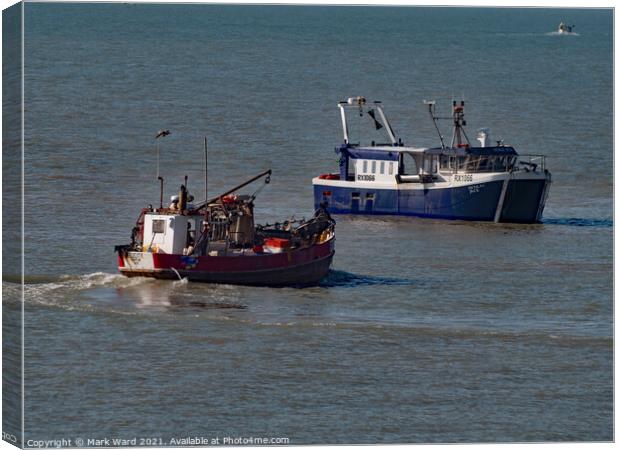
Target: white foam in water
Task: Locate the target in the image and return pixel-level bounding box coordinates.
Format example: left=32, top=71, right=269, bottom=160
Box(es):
left=16, top=272, right=159, bottom=308
left=546, top=31, right=580, bottom=36
left=74, top=272, right=157, bottom=289
left=172, top=278, right=189, bottom=288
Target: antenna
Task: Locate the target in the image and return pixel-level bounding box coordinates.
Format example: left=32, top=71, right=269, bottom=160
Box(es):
left=203, top=137, right=208, bottom=205
left=154, top=129, right=170, bottom=179
left=158, top=176, right=164, bottom=209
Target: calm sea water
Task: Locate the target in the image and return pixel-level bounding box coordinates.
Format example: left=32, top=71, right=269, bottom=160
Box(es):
left=3, top=4, right=613, bottom=444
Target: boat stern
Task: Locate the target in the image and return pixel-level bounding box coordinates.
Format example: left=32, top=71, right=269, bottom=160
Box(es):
left=115, top=248, right=159, bottom=277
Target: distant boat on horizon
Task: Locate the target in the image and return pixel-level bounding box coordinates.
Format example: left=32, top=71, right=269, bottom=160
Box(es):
left=557, top=21, right=577, bottom=35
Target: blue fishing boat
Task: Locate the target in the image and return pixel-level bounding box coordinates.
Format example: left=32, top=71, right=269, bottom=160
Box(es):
left=312, top=97, right=552, bottom=223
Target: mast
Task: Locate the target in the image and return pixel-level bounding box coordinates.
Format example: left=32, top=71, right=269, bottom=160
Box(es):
left=158, top=176, right=164, bottom=209
left=204, top=137, right=208, bottom=203
left=450, top=101, right=470, bottom=148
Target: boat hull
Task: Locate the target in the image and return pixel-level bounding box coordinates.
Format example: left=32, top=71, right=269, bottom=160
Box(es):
left=313, top=173, right=551, bottom=223
left=500, top=177, right=551, bottom=223
left=117, top=239, right=335, bottom=286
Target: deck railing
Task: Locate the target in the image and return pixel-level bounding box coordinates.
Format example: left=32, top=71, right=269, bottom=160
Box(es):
left=516, top=154, right=547, bottom=172
left=439, top=154, right=547, bottom=174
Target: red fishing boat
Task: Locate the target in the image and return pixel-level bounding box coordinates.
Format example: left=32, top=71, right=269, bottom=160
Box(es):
left=115, top=163, right=335, bottom=286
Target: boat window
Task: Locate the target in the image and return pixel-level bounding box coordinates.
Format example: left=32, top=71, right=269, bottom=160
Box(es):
left=347, top=159, right=355, bottom=179
left=508, top=156, right=517, bottom=169
left=467, top=156, right=479, bottom=171
left=462, top=156, right=507, bottom=173
left=495, top=156, right=515, bottom=172
left=371, top=160, right=376, bottom=173
left=380, top=161, right=385, bottom=174
left=494, top=156, right=505, bottom=172
left=422, top=156, right=438, bottom=174
left=363, top=160, right=368, bottom=173
left=187, top=219, right=196, bottom=246
left=457, top=156, right=469, bottom=171
left=478, top=156, right=491, bottom=172
left=465, top=157, right=473, bottom=171
left=440, top=155, right=450, bottom=170
left=152, top=220, right=166, bottom=234
left=403, top=153, right=418, bottom=175
left=388, top=162, right=393, bottom=175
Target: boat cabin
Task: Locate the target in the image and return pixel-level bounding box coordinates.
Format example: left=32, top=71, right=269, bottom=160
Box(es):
left=423, top=146, right=519, bottom=177
left=336, top=144, right=520, bottom=184
left=313, top=96, right=551, bottom=223
left=330, top=96, right=525, bottom=184
left=142, top=211, right=204, bottom=255
left=134, top=191, right=260, bottom=257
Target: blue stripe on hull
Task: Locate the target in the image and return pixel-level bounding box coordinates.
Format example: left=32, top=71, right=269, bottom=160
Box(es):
left=314, top=181, right=504, bottom=221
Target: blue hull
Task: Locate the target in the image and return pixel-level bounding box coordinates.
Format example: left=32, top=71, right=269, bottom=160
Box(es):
left=314, top=179, right=549, bottom=223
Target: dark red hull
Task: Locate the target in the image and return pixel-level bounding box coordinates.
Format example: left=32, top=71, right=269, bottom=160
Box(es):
left=118, top=238, right=335, bottom=286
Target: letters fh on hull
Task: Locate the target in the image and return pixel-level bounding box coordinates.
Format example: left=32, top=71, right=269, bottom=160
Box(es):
left=312, top=96, right=551, bottom=223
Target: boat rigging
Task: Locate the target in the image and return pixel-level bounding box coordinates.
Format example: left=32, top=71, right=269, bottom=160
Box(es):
left=116, top=134, right=335, bottom=286
left=312, top=96, right=552, bottom=223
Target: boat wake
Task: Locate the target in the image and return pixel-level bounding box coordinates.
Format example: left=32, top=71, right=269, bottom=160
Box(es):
left=318, top=269, right=414, bottom=288
left=3, top=272, right=156, bottom=309
left=546, top=31, right=580, bottom=36
left=5, top=270, right=414, bottom=314
left=4, top=272, right=155, bottom=296
left=4, top=272, right=246, bottom=312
